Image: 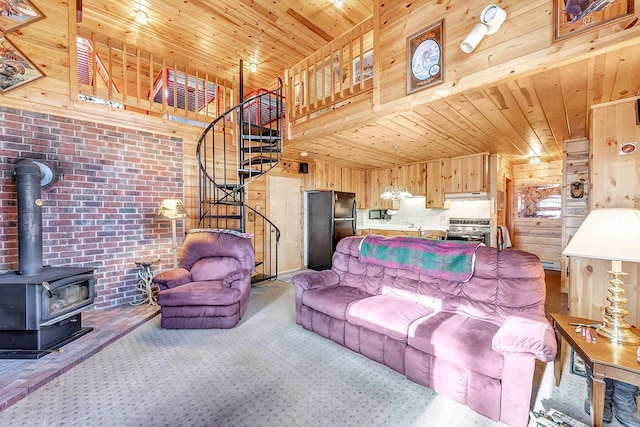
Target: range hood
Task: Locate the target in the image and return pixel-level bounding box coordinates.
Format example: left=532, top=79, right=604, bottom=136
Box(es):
left=444, top=191, right=489, bottom=201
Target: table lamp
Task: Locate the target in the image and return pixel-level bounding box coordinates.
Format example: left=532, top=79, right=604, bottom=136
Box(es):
left=156, top=198, right=189, bottom=268
left=562, top=208, right=640, bottom=345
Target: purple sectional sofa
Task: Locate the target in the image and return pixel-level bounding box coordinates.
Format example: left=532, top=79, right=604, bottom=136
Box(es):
left=291, top=236, right=557, bottom=427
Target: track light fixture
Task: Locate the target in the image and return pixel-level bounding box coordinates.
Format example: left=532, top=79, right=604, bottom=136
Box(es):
left=460, top=5, right=507, bottom=54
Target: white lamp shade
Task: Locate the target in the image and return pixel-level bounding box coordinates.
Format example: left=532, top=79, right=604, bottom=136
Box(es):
left=156, top=198, right=189, bottom=219
left=562, top=208, right=640, bottom=262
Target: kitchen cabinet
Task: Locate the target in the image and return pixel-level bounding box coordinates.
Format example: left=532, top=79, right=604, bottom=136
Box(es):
left=426, top=154, right=488, bottom=208
left=366, top=168, right=394, bottom=209
left=397, top=163, right=425, bottom=196
left=313, top=160, right=367, bottom=208
left=442, top=154, right=488, bottom=194
left=341, top=168, right=367, bottom=208
left=425, top=160, right=444, bottom=208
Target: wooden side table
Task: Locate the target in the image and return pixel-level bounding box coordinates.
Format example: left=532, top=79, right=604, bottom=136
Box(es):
left=551, top=313, right=640, bottom=427
left=131, top=257, right=160, bottom=306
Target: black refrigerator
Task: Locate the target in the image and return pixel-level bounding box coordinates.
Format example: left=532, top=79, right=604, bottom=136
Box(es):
left=306, top=190, right=357, bottom=271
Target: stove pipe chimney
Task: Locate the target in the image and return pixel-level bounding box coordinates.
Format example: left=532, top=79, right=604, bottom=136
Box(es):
left=13, top=160, right=44, bottom=276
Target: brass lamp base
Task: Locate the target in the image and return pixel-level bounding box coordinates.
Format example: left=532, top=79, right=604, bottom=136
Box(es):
left=596, top=270, right=640, bottom=346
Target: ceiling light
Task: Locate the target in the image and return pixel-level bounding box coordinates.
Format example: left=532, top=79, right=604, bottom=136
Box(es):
left=135, top=10, right=148, bottom=25
left=300, top=151, right=309, bottom=157
left=249, top=62, right=257, bottom=72
left=529, top=156, right=541, bottom=165
left=480, top=4, right=507, bottom=35
left=333, top=0, right=344, bottom=7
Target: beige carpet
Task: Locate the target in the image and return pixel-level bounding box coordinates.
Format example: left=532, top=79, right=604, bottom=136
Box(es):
left=0, top=280, right=615, bottom=426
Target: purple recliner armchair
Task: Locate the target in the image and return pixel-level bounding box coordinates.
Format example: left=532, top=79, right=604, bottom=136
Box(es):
left=152, top=229, right=255, bottom=329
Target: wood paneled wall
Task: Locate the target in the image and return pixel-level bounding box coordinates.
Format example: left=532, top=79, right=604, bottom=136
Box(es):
left=374, top=0, right=640, bottom=115
left=512, top=160, right=563, bottom=265
left=569, top=98, right=640, bottom=325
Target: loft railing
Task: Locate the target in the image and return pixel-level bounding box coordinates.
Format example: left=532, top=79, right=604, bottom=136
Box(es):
left=73, top=28, right=234, bottom=124
left=284, top=16, right=374, bottom=123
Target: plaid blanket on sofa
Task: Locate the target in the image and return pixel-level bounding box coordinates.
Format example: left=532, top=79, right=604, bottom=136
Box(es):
left=359, top=235, right=482, bottom=282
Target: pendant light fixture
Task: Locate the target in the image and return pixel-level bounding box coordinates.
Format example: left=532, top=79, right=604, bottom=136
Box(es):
left=380, top=146, right=413, bottom=201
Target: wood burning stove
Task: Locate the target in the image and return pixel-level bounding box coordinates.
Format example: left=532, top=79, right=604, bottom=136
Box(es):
left=0, top=160, right=96, bottom=358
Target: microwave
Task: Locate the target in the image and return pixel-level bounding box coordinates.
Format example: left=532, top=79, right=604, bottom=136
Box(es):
left=368, top=209, right=388, bottom=220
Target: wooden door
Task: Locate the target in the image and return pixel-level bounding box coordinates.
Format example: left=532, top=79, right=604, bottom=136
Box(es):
left=267, top=175, right=303, bottom=274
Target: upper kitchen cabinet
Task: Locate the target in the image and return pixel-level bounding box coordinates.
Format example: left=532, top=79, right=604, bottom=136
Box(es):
left=444, top=153, right=488, bottom=194
left=341, top=167, right=367, bottom=208
left=367, top=168, right=394, bottom=210
left=426, top=153, right=489, bottom=208
left=425, top=160, right=444, bottom=208
left=311, top=160, right=368, bottom=208
left=397, top=163, right=426, bottom=196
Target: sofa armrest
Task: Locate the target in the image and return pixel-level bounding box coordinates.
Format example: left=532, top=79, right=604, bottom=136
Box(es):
left=492, top=314, right=557, bottom=362
left=291, top=270, right=340, bottom=290
left=223, top=269, right=253, bottom=287
left=153, top=268, right=192, bottom=290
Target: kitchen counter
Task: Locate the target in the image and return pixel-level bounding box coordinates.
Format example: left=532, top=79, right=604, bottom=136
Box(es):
left=357, top=224, right=448, bottom=237
left=357, top=225, right=448, bottom=232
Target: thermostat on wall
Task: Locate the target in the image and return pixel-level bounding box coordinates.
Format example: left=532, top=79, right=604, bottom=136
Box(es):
left=619, top=142, right=637, bottom=155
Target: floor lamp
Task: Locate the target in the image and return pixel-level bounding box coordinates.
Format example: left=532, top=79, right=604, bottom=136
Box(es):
left=156, top=199, right=189, bottom=268
left=562, top=208, right=640, bottom=345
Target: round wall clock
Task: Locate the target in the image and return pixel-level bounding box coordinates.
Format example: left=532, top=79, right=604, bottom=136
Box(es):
left=410, top=39, right=441, bottom=81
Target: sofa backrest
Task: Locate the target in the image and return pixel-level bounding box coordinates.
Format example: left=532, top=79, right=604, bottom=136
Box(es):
left=332, top=236, right=546, bottom=324
left=178, top=230, right=255, bottom=279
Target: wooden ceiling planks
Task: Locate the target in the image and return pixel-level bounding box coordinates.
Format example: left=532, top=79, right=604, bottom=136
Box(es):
left=81, top=0, right=373, bottom=90
left=74, top=0, right=639, bottom=169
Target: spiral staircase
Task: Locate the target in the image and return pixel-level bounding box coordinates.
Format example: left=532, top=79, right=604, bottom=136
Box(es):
left=196, top=79, right=284, bottom=283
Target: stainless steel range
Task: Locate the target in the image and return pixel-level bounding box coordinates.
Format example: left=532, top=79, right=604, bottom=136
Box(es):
left=447, top=218, right=491, bottom=244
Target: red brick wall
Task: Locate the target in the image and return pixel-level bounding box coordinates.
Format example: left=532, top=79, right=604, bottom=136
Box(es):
left=0, top=107, right=185, bottom=308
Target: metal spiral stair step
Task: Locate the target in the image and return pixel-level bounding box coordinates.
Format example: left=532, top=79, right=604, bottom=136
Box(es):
left=201, top=214, right=243, bottom=220
left=238, top=169, right=267, bottom=178
left=241, top=156, right=279, bottom=167
left=242, top=145, right=281, bottom=153
left=242, top=123, right=279, bottom=136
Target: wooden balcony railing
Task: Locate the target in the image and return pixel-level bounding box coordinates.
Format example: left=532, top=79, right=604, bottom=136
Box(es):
left=284, top=16, right=374, bottom=123
left=73, top=28, right=234, bottom=124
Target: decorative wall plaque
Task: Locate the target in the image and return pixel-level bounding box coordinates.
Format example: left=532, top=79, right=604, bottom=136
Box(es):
left=0, top=0, right=45, bottom=34
left=554, top=0, right=634, bottom=41
left=0, top=36, right=44, bottom=93
left=406, top=20, right=444, bottom=94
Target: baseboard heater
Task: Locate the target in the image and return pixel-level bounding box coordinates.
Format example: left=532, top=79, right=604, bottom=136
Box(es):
left=540, top=261, right=561, bottom=271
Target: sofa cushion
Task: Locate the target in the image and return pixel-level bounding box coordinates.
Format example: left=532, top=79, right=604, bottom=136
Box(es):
left=157, top=281, right=241, bottom=306
left=190, top=257, right=241, bottom=282
left=408, top=311, right=503, bottom=379
left=302, top=285, right=373, bottom=320
left=347, top=295, right=432, bottom=341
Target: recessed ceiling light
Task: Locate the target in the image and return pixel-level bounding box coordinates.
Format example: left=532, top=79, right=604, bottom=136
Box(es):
left=333, top=0, right=344, bottom=8
left=529, top=156, right=541, bottom=165
left=300, top=151, right=308, bottom=157
left=135, top=10, right=148, bottom=25
left=249, top=62, right=257, bottom=72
